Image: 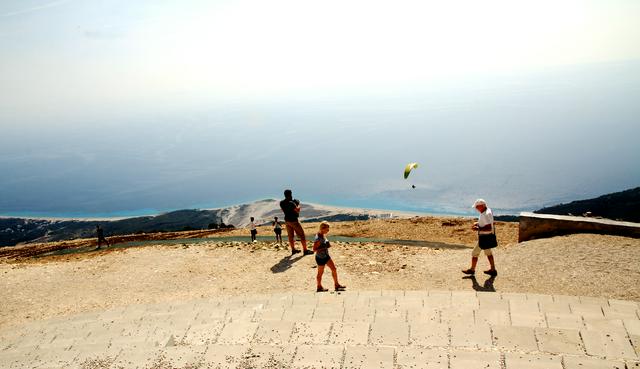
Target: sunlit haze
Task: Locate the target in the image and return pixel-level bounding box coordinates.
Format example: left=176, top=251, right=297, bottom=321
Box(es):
left=1, top=0, right=639, bottom=217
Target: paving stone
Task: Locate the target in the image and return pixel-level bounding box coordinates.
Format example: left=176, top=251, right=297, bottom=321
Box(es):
left=451, top=323, right=491, bottom=348
left=450, top=350, right=501, bottom=369
left=631, top=335, right=640, bottom=357
left=329, top=322, right=370, bottom=345
left=603, top=306, right=640, bottom=320
left=617, top=316, right=640, bottom=333
left=546, top=312, right=584, bottom=330
left=253, top=307, right=285, bottom=321
left=292, top=345, right=343, bottom=369
left=535, top=328, right=583, bottom=355
left=375, top=306, right=406, bottom=322
left=370, top=321, right=409, bottom=345
left=404, top=291, right=429, bottom=299
left=451, top=291, right=479, bottom=309
left=562, top=356, right=626, bottom=369
left=477, top=291, right=503, bottom=303
left=440, top=307, right=475, bottom=325
left=282, top=306, right=314, bottom=322
left=478, top=299, right=509, bottom=311
left=290, top=322, right=332, bottom=344
left=112, top=346, right=163, bottom=369
left=501, top=292, right=528, bottom=301
left=511, top=311, right=547, bottom=328
left=409, top=322, right=449, bottom=347
left=370, top=296, right=397, bottom=308
left=193, top=307, right=227, bottom=324
left=510, top=300, right=540, bottom=313
left=344, top=345, right=394, bottom=369
left=585, top=319, right=627, bottom=334
left=581, top=296, right=609, bottom=305
left=492, top=325, right=539, bottom=351
left=554, top=295, right=582, bottom=304
left=540, top=301, right=572, bottom=314
left=407, top=308, right=440, bottom=324
left=571, top=303, right=605, bottom=319
left=201, top=344, right=247, bottom=368
left=178, top=321, right=226, bottom=345
left=160, top=345, right=207, bottom=368
left=217, top=322, right=259, bottom=344
left=71, top=343, right=121, bottom=367
left=504, top=353, right=563, bottom=369
left=627, top=360, right=640, bottom=368
left=268, top=294, right=293, bottom=308
left=344, top=306, right=375, bottom=322
left=313, top=306, right=344, bottom=322
left=396, top=347, right=448, bottom=369
left=475, top=309, right=510, bottom=326
left=227, top=308, right=257, bottom=323
left=608, top=299, right=640, bottom=312
left=396, top=298, right=425, bottom=309
left=253, top=321, right=295, bottom=345
left=526, top=293, right=555, bottom=304
left=581, top=330, right=638, bottom=360
left=234, top=345, right=296, bottom=368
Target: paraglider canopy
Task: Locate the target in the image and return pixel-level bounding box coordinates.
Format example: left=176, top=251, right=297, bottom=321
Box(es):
left=404, top=162, right=419, bottom=179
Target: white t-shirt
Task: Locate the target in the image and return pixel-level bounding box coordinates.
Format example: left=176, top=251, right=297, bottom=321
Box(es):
left=250, top=222, right=257, bottom=231
left=478, top=208, right=494, bottom=234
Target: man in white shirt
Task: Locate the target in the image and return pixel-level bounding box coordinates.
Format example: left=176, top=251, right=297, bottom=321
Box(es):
left=462, top=199, right=498, bottom=276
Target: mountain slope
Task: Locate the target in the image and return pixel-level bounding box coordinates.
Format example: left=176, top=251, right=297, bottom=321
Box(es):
left=534, top=187, right=640, bottom=222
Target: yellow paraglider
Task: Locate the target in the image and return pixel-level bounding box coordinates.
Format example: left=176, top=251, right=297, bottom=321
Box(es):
left=404, top=162, right=419, bottom=189
left=404, top=162, right=419, bottom=179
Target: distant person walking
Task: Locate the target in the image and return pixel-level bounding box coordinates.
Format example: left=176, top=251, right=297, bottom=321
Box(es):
left=95, top=225, right=110, bottom=250
left=313, top=221, right=346, bottom=292
left=273, top=216, right=283, bottom=244
left=249, top=217, right=258, bottom=243
left=462, top=199, right=498, bottom=276
left=280, top=189, right=312, bottom=256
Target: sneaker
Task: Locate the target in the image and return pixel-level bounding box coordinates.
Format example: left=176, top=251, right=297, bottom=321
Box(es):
left=484, top=269, right=498, bottom=276
left=462, top=268, right=475, bottom=275
left=291, top=249, right=301, bottom=255
left=303, top=250, right=314, bottom=256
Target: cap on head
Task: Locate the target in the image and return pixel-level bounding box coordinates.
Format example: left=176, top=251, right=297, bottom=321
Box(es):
left=472, top=199, right=487, bottom=208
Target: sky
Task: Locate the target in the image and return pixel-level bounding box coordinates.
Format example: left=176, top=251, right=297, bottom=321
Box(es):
left=1, top=0, right=639, bottom=217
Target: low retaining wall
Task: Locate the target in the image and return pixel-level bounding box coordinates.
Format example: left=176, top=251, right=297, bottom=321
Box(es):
left=518, top=212, right=640, bottom=242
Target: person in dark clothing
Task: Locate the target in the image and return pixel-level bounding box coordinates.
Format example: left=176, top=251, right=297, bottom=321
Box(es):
left=273, top=216, right=283, bottom=244
left=279, top=189, right=312, bottom=256
left=96, top=225, right=110, bottom=249
left=249, top=217, right=257, bottom=243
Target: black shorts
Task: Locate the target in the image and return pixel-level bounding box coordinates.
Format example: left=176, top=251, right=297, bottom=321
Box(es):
left=251, top=230, right=257, bottom=236
left=315, top=254, right=331, bottom=266
left=274, top=228, right=282, bottom=235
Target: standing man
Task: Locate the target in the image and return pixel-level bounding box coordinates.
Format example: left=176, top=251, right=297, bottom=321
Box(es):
left=249, top=217, right=258, bottom=243
left=280, top=189, right=313, bottom=256
left=462, top=199, right=498, bottom=276
left=96, top=225, right=110, bottom=250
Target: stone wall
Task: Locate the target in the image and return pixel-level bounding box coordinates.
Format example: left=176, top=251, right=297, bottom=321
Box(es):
left=518, top=212, right=640, bottom=242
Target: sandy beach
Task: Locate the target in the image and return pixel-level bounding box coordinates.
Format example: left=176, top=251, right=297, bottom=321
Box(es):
left=1, top=217, right=638, bottom=330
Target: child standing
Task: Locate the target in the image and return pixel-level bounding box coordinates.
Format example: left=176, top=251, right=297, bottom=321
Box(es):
left=313, top=221, right=346, bottom=292
left=273, top=216, right=283, bottom=244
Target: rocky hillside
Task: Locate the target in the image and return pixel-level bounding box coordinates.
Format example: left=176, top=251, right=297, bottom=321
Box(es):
left=0, top=199, right=398, bottom=246
left=535, top=187, right=640, bottom=222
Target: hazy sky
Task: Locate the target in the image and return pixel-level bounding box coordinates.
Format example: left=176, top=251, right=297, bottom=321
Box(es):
left=1, top=0, right=639, bottom=217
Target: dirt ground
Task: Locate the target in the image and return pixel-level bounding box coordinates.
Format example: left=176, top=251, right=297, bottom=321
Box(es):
left=1, top=218, right=638, bottom=329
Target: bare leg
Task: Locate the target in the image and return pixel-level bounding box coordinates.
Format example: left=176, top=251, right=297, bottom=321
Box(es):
left=316, top=265, right=325, bottom=289
left=327, top=259, right=340, bottom=287
left=301, top=239, right=308, bottom=251
left=487, top=255, right=496, bottom=271
left=470, top=257, right=478, bottom=270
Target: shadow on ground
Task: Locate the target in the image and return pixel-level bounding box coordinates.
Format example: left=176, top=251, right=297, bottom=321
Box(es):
left=270, top=254, right=305, bottom=273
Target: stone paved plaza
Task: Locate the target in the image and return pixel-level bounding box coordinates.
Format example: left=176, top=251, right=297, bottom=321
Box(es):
left=1, top=290, right=639, bottom=368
